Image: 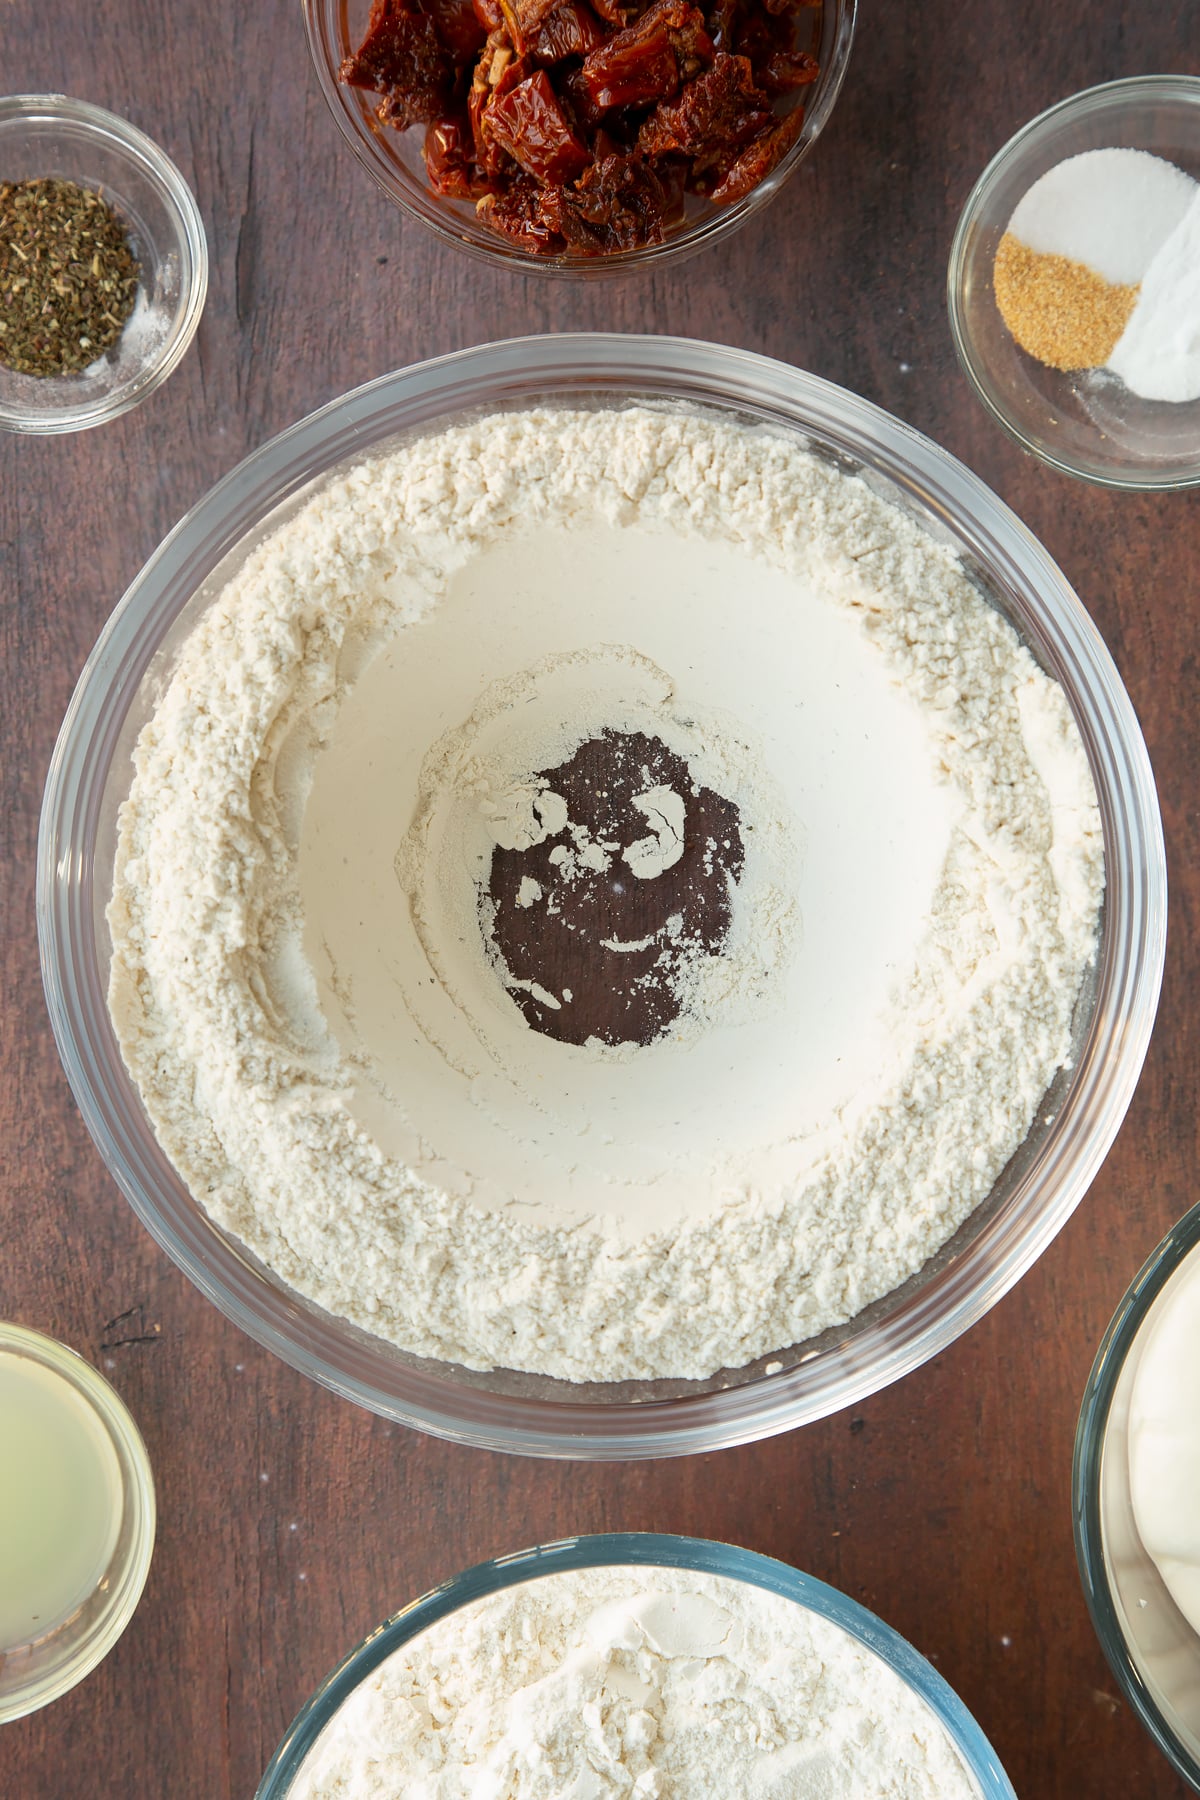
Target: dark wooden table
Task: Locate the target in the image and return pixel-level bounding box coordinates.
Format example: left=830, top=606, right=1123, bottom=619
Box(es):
left=3, top=3, right=1198, bottom=1796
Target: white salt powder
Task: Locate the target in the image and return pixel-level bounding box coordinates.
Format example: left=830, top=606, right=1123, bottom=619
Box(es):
left=1108, top=188, right=1200, bottom=402
left=1008, top=147, right=1195, bottom=286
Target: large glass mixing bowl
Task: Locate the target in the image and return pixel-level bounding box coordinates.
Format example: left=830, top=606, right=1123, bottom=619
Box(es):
left=37, top=335, right=1166, bottom=1458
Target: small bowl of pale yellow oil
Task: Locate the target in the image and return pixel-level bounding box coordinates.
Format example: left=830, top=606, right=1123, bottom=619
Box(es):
left=948, top=75, right=1200, bottom=488
left=0, top=1321, right=155, bottom=1721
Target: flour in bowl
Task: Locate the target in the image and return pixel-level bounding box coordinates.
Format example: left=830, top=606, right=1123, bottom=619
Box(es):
left=107, top=405, right=1103, bottom=1382
left=287, top=1564, right=984, bottom=1799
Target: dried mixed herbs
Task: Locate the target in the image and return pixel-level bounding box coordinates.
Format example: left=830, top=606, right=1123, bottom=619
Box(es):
left=0, top=177, right=140, bottom=377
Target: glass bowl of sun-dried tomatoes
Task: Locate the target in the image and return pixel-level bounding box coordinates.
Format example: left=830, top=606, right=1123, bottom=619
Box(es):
left=302, top=0, right=854, bottom=268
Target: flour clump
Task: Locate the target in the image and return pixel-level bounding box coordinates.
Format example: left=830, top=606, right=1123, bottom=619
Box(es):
left=287, top=1564, right=983, bottom=1799
left=107, top=405, right=1104, bottom=1382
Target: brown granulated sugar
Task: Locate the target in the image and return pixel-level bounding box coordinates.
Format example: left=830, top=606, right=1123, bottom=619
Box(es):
left=993, top=232, right=1139, bottom=371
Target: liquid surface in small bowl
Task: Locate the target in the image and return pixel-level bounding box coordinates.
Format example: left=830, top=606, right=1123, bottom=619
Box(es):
left=0, top=1323, right=155, bottom=1723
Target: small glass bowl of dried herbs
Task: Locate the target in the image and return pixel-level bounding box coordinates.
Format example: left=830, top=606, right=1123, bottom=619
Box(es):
left=0, top=96, right=208, bottom=435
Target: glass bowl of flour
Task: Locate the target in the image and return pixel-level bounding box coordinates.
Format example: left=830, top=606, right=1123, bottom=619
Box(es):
left=949, top=76, right=1200, bottom=489
left=37, top=334, right=1166, bottom=1456
left=255, top=1533, right=1017, bottom=1798
left=1074, top=1200, right=1200, bottom=1790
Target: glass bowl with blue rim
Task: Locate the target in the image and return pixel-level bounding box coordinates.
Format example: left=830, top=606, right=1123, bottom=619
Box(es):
left=255, top=1532, right=1017, bottom=1797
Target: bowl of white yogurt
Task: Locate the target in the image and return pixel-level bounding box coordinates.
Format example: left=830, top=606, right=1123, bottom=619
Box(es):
left=37, top=334, right=1166, bottom=1456
left=1074, top=1200, right=1200, bottom=1790
left=254, top=1532, right=1017, bottom=1798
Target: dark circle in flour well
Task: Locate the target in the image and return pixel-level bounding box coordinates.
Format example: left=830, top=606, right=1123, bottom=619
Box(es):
left=486, top=730, right=744, bottom=1047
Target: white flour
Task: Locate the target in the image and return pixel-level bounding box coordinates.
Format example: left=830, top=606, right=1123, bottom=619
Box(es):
left=107, top=405, right=1103, bottom=1382
left=289, top=1566, right=982, bottom=1799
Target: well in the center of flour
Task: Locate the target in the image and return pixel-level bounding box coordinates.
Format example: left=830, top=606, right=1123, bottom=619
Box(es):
left=486, top=729, right=744, bottom=1047
left=296, top=516, right=960, bottom=1229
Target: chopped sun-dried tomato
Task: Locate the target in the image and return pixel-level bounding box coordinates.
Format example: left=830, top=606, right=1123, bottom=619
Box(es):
left=706, top=97, right=805, bottom=200
left=340, top=0, right=823, bottom=253
left=425, top=0, right=489, bottom=59
left=532, top=0, right=609, bottom=63
left=732, top=10, right=816, bottom=91
left=581, top=32, right=679, bottom=109
left=557, top=151, right=683, bottom=247
left=704, top=0, right=739, bottom=49
left=424, top=114, right=491, bottom=194
left=555, top=63, right=610, bottom=133
left=581, top=0, right=714, bottom=110
left=637, top=51, right=769, bottom=160
left=498, top=0, right=562, bottom=52
left=476, top=173, right=567, bottom=248
left=469, top=29, right=533, bottom=171
left=483, top=69, right=591, bottom=183
left=340, top=0, right=455, bottom=128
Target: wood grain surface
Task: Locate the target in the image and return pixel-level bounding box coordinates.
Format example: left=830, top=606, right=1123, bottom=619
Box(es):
left=2, top=2, right=1199, bottom=1796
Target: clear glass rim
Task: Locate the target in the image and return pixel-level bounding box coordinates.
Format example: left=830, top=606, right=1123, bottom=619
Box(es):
left=947, top=74, right=1200, bottom=492
left=0, top=1321, right=157, bottom=1721
left=299, top=0, right=857, bottom=276
left=254, top=1531, right=1017, bottom=1798
left=0, top=93, right=209, bottom=436
left=36, top=333, right=1167, bottom=1458
left=1072, top=1199, right=1200, bottom=1792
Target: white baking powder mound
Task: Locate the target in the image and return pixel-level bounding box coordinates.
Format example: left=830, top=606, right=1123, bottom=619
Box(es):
left=1107, top=188, right=1200, bottom=402
left=1007, top=147, right=1196, bottom=287
left=289, top=1566, right=984, bottom=1800
left=107, top=405, right=1104, bottom=1382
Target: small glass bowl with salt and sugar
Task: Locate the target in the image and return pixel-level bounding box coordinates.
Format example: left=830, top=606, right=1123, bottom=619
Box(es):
left=948, top=76, right=1200, bottom=489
